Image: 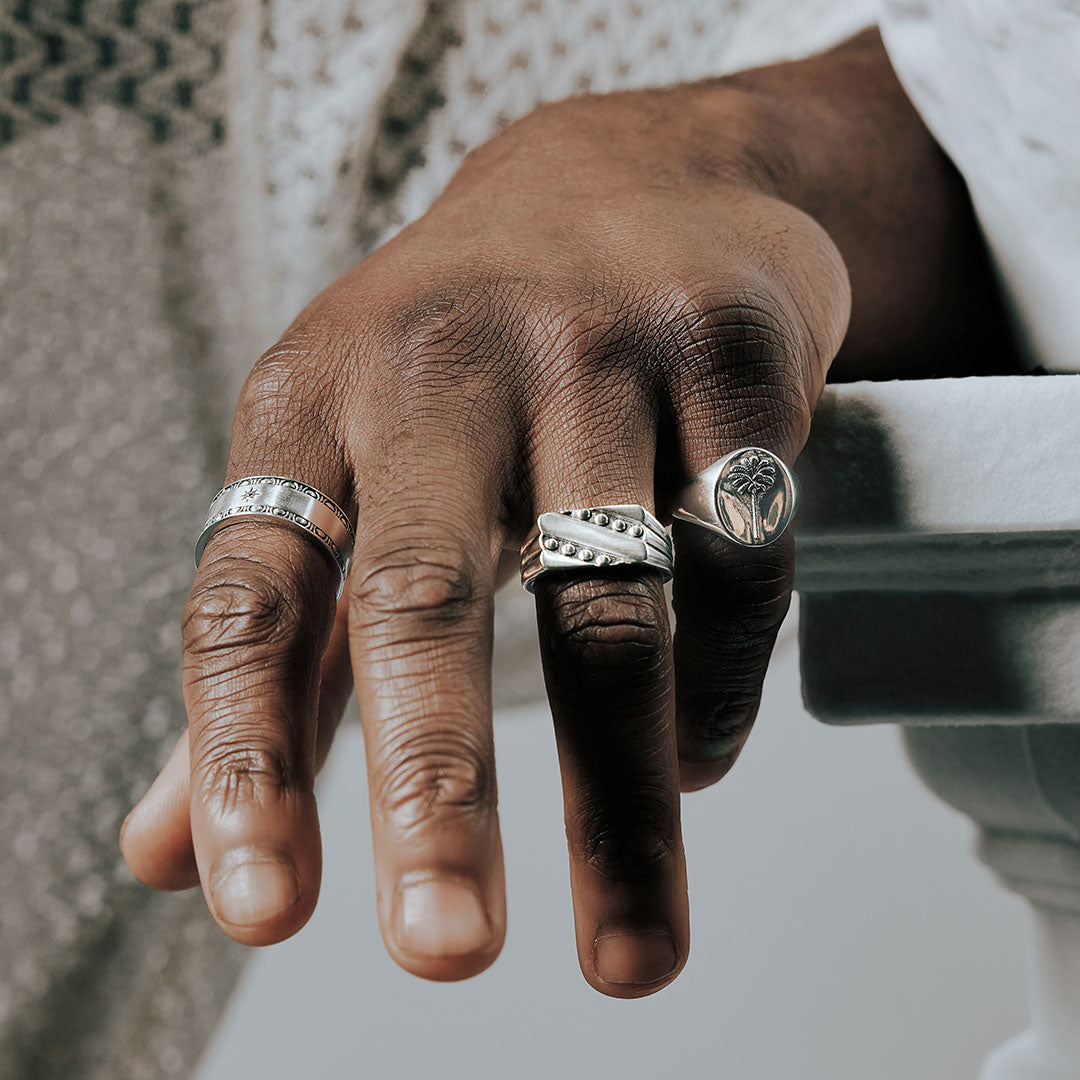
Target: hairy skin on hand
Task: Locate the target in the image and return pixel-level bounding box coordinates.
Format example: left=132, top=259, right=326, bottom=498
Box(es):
left=120, top=28, right=1015, bottom=997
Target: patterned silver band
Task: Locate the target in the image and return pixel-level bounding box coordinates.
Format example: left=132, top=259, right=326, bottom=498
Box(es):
left=520, top=504, right=674, bottom=594
left=194, top=476, right=355, bottom=598
left=673, top=446, right=796, bottom=547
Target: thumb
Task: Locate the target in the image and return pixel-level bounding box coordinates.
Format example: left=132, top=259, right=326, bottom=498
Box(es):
left=120, top=729, right=198, bottom=890
left=121, top=595, right=356, bottom=891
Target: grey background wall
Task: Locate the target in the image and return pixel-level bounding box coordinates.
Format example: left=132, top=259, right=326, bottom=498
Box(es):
left=196, top=610, right=1027, bottom=1080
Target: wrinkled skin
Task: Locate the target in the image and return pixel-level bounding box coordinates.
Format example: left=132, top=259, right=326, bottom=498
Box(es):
left=120, top=30, right=1013, bottom=996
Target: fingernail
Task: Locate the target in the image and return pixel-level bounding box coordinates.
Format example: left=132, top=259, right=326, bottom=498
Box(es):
left=396, top=875, right=490, bottom=958
left=594, top=930, right=677, bottom=986
left=211, top=853, right=299, bottom=928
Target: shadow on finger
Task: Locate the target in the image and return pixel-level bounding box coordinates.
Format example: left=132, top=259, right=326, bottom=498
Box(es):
left=672, top=523, right=794, bottom=792
left=535, top=569, right=689, bottom=998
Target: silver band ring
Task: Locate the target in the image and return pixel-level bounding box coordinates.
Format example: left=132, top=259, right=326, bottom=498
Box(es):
left=673, top=447, right=796, bottom=547
left=520, top=504, right=674, bottom=593
left=195, top=476, right=355, bottom=598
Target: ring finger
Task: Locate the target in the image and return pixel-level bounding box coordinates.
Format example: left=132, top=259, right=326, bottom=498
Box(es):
left=527, top=383, right=689, bottom=998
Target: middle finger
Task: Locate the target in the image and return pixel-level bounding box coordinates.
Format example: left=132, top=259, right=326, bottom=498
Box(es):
left=347, top=355, right=516, bottom=982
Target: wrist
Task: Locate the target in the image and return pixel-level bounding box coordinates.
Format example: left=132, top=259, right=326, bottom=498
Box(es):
left=686, top=29, right=1017, bottom=377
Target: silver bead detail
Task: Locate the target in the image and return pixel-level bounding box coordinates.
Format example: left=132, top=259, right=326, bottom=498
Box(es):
left=522, top=504, right=674, bottom=592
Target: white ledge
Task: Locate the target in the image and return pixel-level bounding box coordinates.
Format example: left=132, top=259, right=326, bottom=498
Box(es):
left=796, top=374, right=1080, bottom=540
left=795, top=373, right=1080, bottom=726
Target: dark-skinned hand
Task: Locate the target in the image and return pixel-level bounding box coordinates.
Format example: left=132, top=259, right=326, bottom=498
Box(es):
left=120, top=30, right=1011, bottom=996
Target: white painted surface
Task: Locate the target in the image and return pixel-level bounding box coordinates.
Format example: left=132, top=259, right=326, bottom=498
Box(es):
left=196, top=620, right=1027, bottom=1080
left=801, top=375, right=1080, bottom=534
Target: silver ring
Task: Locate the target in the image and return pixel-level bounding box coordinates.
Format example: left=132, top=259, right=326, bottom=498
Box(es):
left=673, top=447, right=795, bottom=547
left=195, top=476, right=355, bottom=598
left=520, top=504, right=674, bottom=593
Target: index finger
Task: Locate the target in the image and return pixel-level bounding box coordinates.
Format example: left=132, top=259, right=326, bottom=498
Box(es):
left=182, top=353, right=350, bottom=944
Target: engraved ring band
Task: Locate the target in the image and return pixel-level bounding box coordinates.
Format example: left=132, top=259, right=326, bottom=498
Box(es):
left=520, top=504, right=674, bottom=593
left=195, top=476, right=355, bottom=599
left=673, top=446, right=796, bottom=547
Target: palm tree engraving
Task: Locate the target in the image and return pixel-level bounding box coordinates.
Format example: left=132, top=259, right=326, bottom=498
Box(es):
left=726, top=452, right=777, bottom=542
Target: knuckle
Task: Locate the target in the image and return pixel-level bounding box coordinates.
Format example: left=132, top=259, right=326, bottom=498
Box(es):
left=386, top=281, right=516, bottom=380
left=665, top=285, right=806, bottom=376
left=191, top=730, right=298, bottom=814
left=673, top=539, right=793, bottom=641
left=646, top=281, right=817, bottom=456
left=183, top=576, right=303, bottom=657
left=373, top=723, right=493, bottom=830
left=240, top=338, right=322, bottom=418
left=682, top=689, right=759, bottom=756
left=370, top=281, right=527, bottom=427
left=727, top=588, right=793, bottom=645
left=241, top=347, right=300, bottom=413
left=351, top=549, right=480, bottom=627
left=572, top=796, right=676, bottom=883
left=544, top=581, right=668, bottom=674
left=530, top=289, right=656, bottom=395
left=679, top=591, right=791, bottom=652
left=236, top=330, right=350, bottom=448
left=701, top=696, right=758, bottom=747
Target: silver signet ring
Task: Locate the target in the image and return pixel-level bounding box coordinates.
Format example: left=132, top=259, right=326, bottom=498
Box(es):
left=673, top=447, right=796, bottom=547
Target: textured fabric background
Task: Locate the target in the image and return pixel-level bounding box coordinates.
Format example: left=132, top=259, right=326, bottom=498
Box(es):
left=0, top=13, right=248, bottom=1068
left=0, top=97, right=245, bottom=1080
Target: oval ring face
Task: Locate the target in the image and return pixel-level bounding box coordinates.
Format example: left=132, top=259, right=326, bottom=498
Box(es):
left=713, top=448, right=796, bottom=547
